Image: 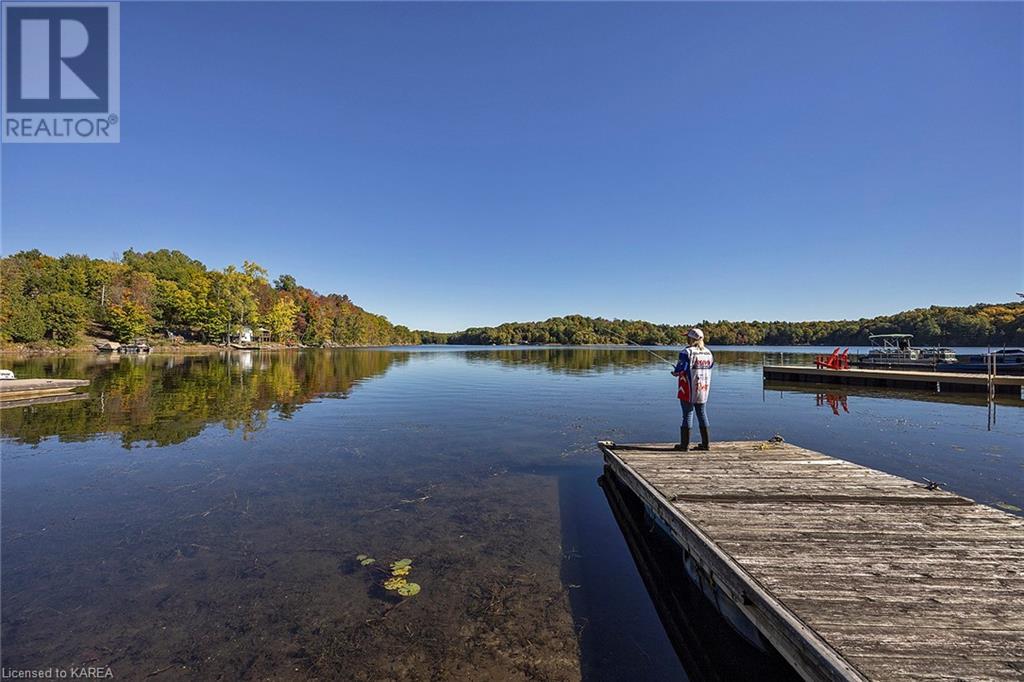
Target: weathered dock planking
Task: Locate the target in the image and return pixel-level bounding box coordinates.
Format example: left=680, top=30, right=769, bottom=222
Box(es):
left=0, top=378, right=90, bottom=403
left=599, top=440, right=1024, bottom=682
left=762, top=365, right=1024, bottom=396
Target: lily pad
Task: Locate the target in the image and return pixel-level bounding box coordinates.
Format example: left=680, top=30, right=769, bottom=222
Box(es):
left=360, top=558, right=376, bottom=566
left=397, top=582, right=421, bottom=597
left=391, top=558, right=412, bottom=569
left=356, top=554, right=368, bottom=561
left=391, top=566, right=411, bottom=576
left=384, top=577, right=408, bottom=591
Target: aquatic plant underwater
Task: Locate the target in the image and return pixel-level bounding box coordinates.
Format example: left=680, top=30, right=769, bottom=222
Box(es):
left=357, top=555, right=421, bottom=597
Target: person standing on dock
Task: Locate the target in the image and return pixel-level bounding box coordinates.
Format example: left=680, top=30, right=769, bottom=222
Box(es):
left=672, top=328, right=714, bottom=451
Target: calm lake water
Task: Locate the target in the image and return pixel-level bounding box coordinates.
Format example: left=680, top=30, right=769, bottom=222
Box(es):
left=1, top=347, right=1021, bottom=680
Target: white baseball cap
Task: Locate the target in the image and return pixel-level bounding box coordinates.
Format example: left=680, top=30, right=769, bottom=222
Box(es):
left=687, top=328, right=704, bottom=340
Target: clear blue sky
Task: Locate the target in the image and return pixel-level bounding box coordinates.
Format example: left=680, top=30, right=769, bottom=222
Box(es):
left=2, top=2, right=1021, bottom=332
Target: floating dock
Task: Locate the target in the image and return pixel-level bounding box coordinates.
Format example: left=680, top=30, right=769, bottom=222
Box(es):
left=0, top=378, right=90, bottom=404
left=763, top=365, right=1024, bottom=396
left=599, top=440, right=1024, bottom=682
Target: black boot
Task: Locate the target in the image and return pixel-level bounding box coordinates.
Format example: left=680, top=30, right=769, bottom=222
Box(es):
left=674, top=426, right=690, bottom=451
left=694, top=425, right=710, bottom=451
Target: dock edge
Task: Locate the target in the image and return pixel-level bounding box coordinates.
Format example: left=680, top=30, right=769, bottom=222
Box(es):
left=597, top=440, right=867, bottom=682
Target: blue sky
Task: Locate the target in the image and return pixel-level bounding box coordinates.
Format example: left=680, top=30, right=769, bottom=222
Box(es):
left=2, top=2, right=1021, bottom=332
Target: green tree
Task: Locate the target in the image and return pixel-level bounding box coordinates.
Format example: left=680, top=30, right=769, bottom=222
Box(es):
left=274, top=274, right=297, bottom=292
left=3, top=300, right=46, bottom=342
left=41, top=292, right=87, bottom=346
left=122, top=248, right=206, bottom=286
left=213, top=266, right=259, bottom=342
left=153, top=280, right=198, bottom=333
left=107, top=300, right=152, bottom=342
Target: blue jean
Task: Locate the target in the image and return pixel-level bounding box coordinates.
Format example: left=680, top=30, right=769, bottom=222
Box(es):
left=680, top=400, right=708, bottom=429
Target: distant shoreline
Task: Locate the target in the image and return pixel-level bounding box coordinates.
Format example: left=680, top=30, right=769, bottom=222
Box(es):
left=3, top=340, right=1014, bottom=357
left=0, top=339, right=421, bottom=356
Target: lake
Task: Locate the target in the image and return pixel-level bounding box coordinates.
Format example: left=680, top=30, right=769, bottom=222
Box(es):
left=1, top=347, right=1021, bottom=680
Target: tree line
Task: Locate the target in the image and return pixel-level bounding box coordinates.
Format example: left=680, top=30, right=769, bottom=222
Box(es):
left=2, top=248, right=1020, bottom=348
left=427, top=305, right=1024, bottom=347
left=0, top=249, right=418, bottom=347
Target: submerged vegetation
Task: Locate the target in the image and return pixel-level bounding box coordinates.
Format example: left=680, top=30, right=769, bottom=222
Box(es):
left=0, top=249, right=418, bottom=348
left=358, top=555, right=422, bottom=598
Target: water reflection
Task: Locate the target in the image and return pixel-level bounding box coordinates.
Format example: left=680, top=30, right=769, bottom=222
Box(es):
left=1, top=348, right=723, bottom=447
left=1, top=347, right=1021, bottom=679
left=3, top=348, right=1020, bottom=450
left=2, top=351, right=408, bottom=448
left=764, top=381, right=1024, bottom=409
left=815, top=392, right=849, bottom=415
left=463, top=347, right=671, bottom=373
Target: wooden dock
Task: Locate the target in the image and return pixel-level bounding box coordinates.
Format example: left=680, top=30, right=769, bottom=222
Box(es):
left=599, top=440, right=1024, bottom=681
left=763, top=365, right=1024, bottom=396
left=0, top=378, right=89, bottom=403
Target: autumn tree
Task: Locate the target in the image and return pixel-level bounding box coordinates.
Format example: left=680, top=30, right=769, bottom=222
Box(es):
left=107, top=300, right=151, bottom=341
left=266, top=298, right=299, bottom=342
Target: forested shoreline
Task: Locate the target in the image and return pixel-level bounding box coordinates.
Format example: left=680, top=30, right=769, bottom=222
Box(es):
left=0, top=249, right=417, bottom=348
left=1, top=249, right=1021, bottom=349
left=432, top=306, right=1023, bottom=347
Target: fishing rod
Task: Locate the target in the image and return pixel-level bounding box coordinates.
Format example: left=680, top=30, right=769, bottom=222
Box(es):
left=599, top=328, right=678, bottom=367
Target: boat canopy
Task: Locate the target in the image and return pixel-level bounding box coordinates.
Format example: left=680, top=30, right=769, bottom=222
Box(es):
left=865, top=334, right=916, bottom=354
